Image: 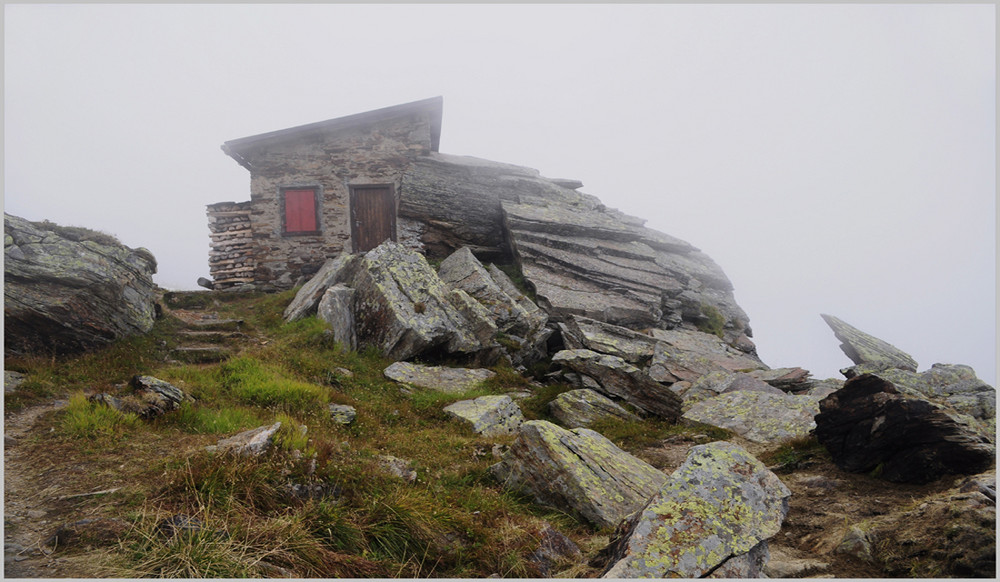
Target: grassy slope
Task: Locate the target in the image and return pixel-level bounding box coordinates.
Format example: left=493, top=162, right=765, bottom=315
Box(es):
left=10, top=290, right=695, bottom=578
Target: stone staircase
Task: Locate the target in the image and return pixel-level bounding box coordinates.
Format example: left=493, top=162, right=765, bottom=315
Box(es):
left=160, top=291, right=249, bottom=364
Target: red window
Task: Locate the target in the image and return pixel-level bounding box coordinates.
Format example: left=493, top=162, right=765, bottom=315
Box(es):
left=284, top=188, right=318, bottom=233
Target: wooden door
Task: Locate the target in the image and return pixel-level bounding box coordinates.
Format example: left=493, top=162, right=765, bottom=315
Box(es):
left=350, top=185, right=396, bottom=253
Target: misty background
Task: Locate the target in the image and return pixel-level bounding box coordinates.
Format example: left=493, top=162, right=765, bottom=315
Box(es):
left=4, top=4, right=995, bottom=385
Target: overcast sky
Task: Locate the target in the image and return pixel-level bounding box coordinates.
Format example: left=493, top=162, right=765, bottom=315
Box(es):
left=4, top=4, right=995, bottom=385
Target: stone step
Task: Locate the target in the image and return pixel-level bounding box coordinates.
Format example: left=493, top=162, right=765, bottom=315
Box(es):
left=183, top=318, right=244, bottom=332
left=171, top=346, right=232, bottom=364
left=175, top=330, right=243, bottom=344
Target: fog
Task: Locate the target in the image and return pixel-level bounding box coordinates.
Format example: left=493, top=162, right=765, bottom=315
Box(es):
left=4, top=4, right=995, bottom=385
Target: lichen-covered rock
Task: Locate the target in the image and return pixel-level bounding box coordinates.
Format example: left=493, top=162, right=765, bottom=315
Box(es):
left=351, top=241, right=493, bottom=361
left=443, top=394, right=524, bottom=437
left=384, top=361, right=495, bottom=394
left=813, top=374, right=994, bottom=483
left=491, top=420, right=668, bottom=529
left=317, top=284, right=356, bottom=350
left=747, top=367, right=814, bottom=392
left=547, top=388, right=640, bottom=428
left=328, top=404, right=357, bottom=425
left=4, top=213, right=158, bottom=355
left=438, top=247, right=536, bottom=337
left=551, top=349, right=682, bottom=420
left=602, top=441, right=791, bottom=578
left=211, top=422, right=282, bottom=457
left=844, top=363, right=995, bottom=421
left=89, top=375, right=189, bottom=419
left=282, top=253, right=359, bottom=322
left=682, top=390, right=821, bottom=443
left=646, top=328, right=767, bottom=383
left=821, top=313, right=918, bottom=372
left=377, top=455, right=417, bottom=483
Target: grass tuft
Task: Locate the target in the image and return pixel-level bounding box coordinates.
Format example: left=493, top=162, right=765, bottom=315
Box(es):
left=61, top=391, right=141, bottom=439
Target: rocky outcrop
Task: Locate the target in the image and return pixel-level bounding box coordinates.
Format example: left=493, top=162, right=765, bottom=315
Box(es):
left=4, top=213, right=158, bottom=355
left=384, top=361, right=496, bottom=394
left=682, top=390, right=821, bottom=443
left=551, top=349, right=682, bottom=420
left=547, top=389, right=641, bottom=428
left=89, top=375, right=189, bottom=419
left=813, top=374, right=994, bottom=483
left=443, top=395, right=524, bottom=437
left=602, top=441, right=791, bottom=578
left=821, top=314, right=918, bottom=372
left=491, top=420, right=668, bottom=529
left=843, top=363, right=995, bottom=422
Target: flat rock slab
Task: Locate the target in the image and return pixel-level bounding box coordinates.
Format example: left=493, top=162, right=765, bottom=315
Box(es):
left=602, top=441, right=791, bottom=578
left=491, top=420, right=668, bottom=529
left=384, top=361, right=495, bottom=394
left=443, top=394, right=524, bottom=437
left=813, top=373, right=995, bottom=483
left=683, top=390, right=821, bottom=444
left=548, top=388, right=640, bottom=428
left=821, top=313, right=918, bottom=372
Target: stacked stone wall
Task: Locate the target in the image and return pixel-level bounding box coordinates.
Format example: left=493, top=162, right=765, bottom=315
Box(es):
left=207, top=201, right=254, bottom=288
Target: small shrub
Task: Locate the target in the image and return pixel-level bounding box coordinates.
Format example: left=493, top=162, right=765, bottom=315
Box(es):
left=61, top=391, right=140, bottom=439
left=697, top=303, right=726, bottom=338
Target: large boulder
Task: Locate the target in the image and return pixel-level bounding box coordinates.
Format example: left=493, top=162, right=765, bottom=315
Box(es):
left=551, top=349, right=682, bottom=420
left=491, top=420, right=668, bottom=529
left=351, top=242, right=497, bottom=362
left=316, top=285, right=356, bottom=350
left=4, top=213, right=158, bottom=355
left=437, top=247, right=539, bottom=337
left=602, top=441, right=791, bottom=578
left=813, top=373, right=994, bottom=483
left=682, top=390, right=822, bottom=444
left=821, top=313, right=918, bottom=372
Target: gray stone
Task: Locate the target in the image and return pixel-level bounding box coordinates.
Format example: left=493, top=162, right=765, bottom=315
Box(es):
left=678, top=371, right=784, bottom=410
left=317, top=284, right=356, bottom=350
left=5, top=213, right=158, bottom=355
left=552, top=349, right=681, bottom=420
left=558, top=315, right=657, bottom=364
left=844, top=363, right=995, bottom=421
left=528, top=522, right=583, bottom=577
left=821, top=313, right=918, bottom=372
left=491, top=420, right=668, bottom=529
left=763, top=546, right=830, bottom=578
left=4, top=370, right=26, bottom=393
left=747, top=367, right=813, bottom=392
left=835, top=525, right=875, bottom=561
left=683, top=390, right=821, bottom=443
left=547, top=389, right=640, bottom=428
left=283, top=254, right=359, bottom=322
left=213, top=422, right=281, bottom=457
left=128, top=375, right=188, bottom=418
left=384, top=361, right=496, bottom=394
left=328, top=404, right=357, bottom=425
left=377, top=455, right=417, bottom=483
left=602, top=441, right=791, bottom=578
left=443, top=395, right=524, bottom=437
left=647, top=328, right=767, bottom=383
left=438, top=247, right=534, bottom=336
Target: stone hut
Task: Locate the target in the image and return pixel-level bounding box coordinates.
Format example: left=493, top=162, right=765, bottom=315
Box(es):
left=210, top=97, right=443, bottom=289
left=210, top=97, right=755, bottom=349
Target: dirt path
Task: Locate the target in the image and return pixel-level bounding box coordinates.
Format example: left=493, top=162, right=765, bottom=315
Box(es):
left=4, top=399, right=78, bottom=578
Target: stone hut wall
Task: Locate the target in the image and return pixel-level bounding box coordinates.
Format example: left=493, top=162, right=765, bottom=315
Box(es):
left=236, top=113, right=436, bottom=289
left=206, top=201, right=253, bottom=288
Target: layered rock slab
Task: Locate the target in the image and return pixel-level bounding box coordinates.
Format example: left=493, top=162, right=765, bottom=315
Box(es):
left=602, top=441, right=791, bottom=578
left=548, top=389, right=640, bottom=428
left=4, top=213, right=158, bottom=355
left=551, top=349, right=682, bottom=420
left=491, top=420, right=668, bottom=529
left=821, top=313, right=918, bottom=372
left=813, top=373, right=994, bottom=483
